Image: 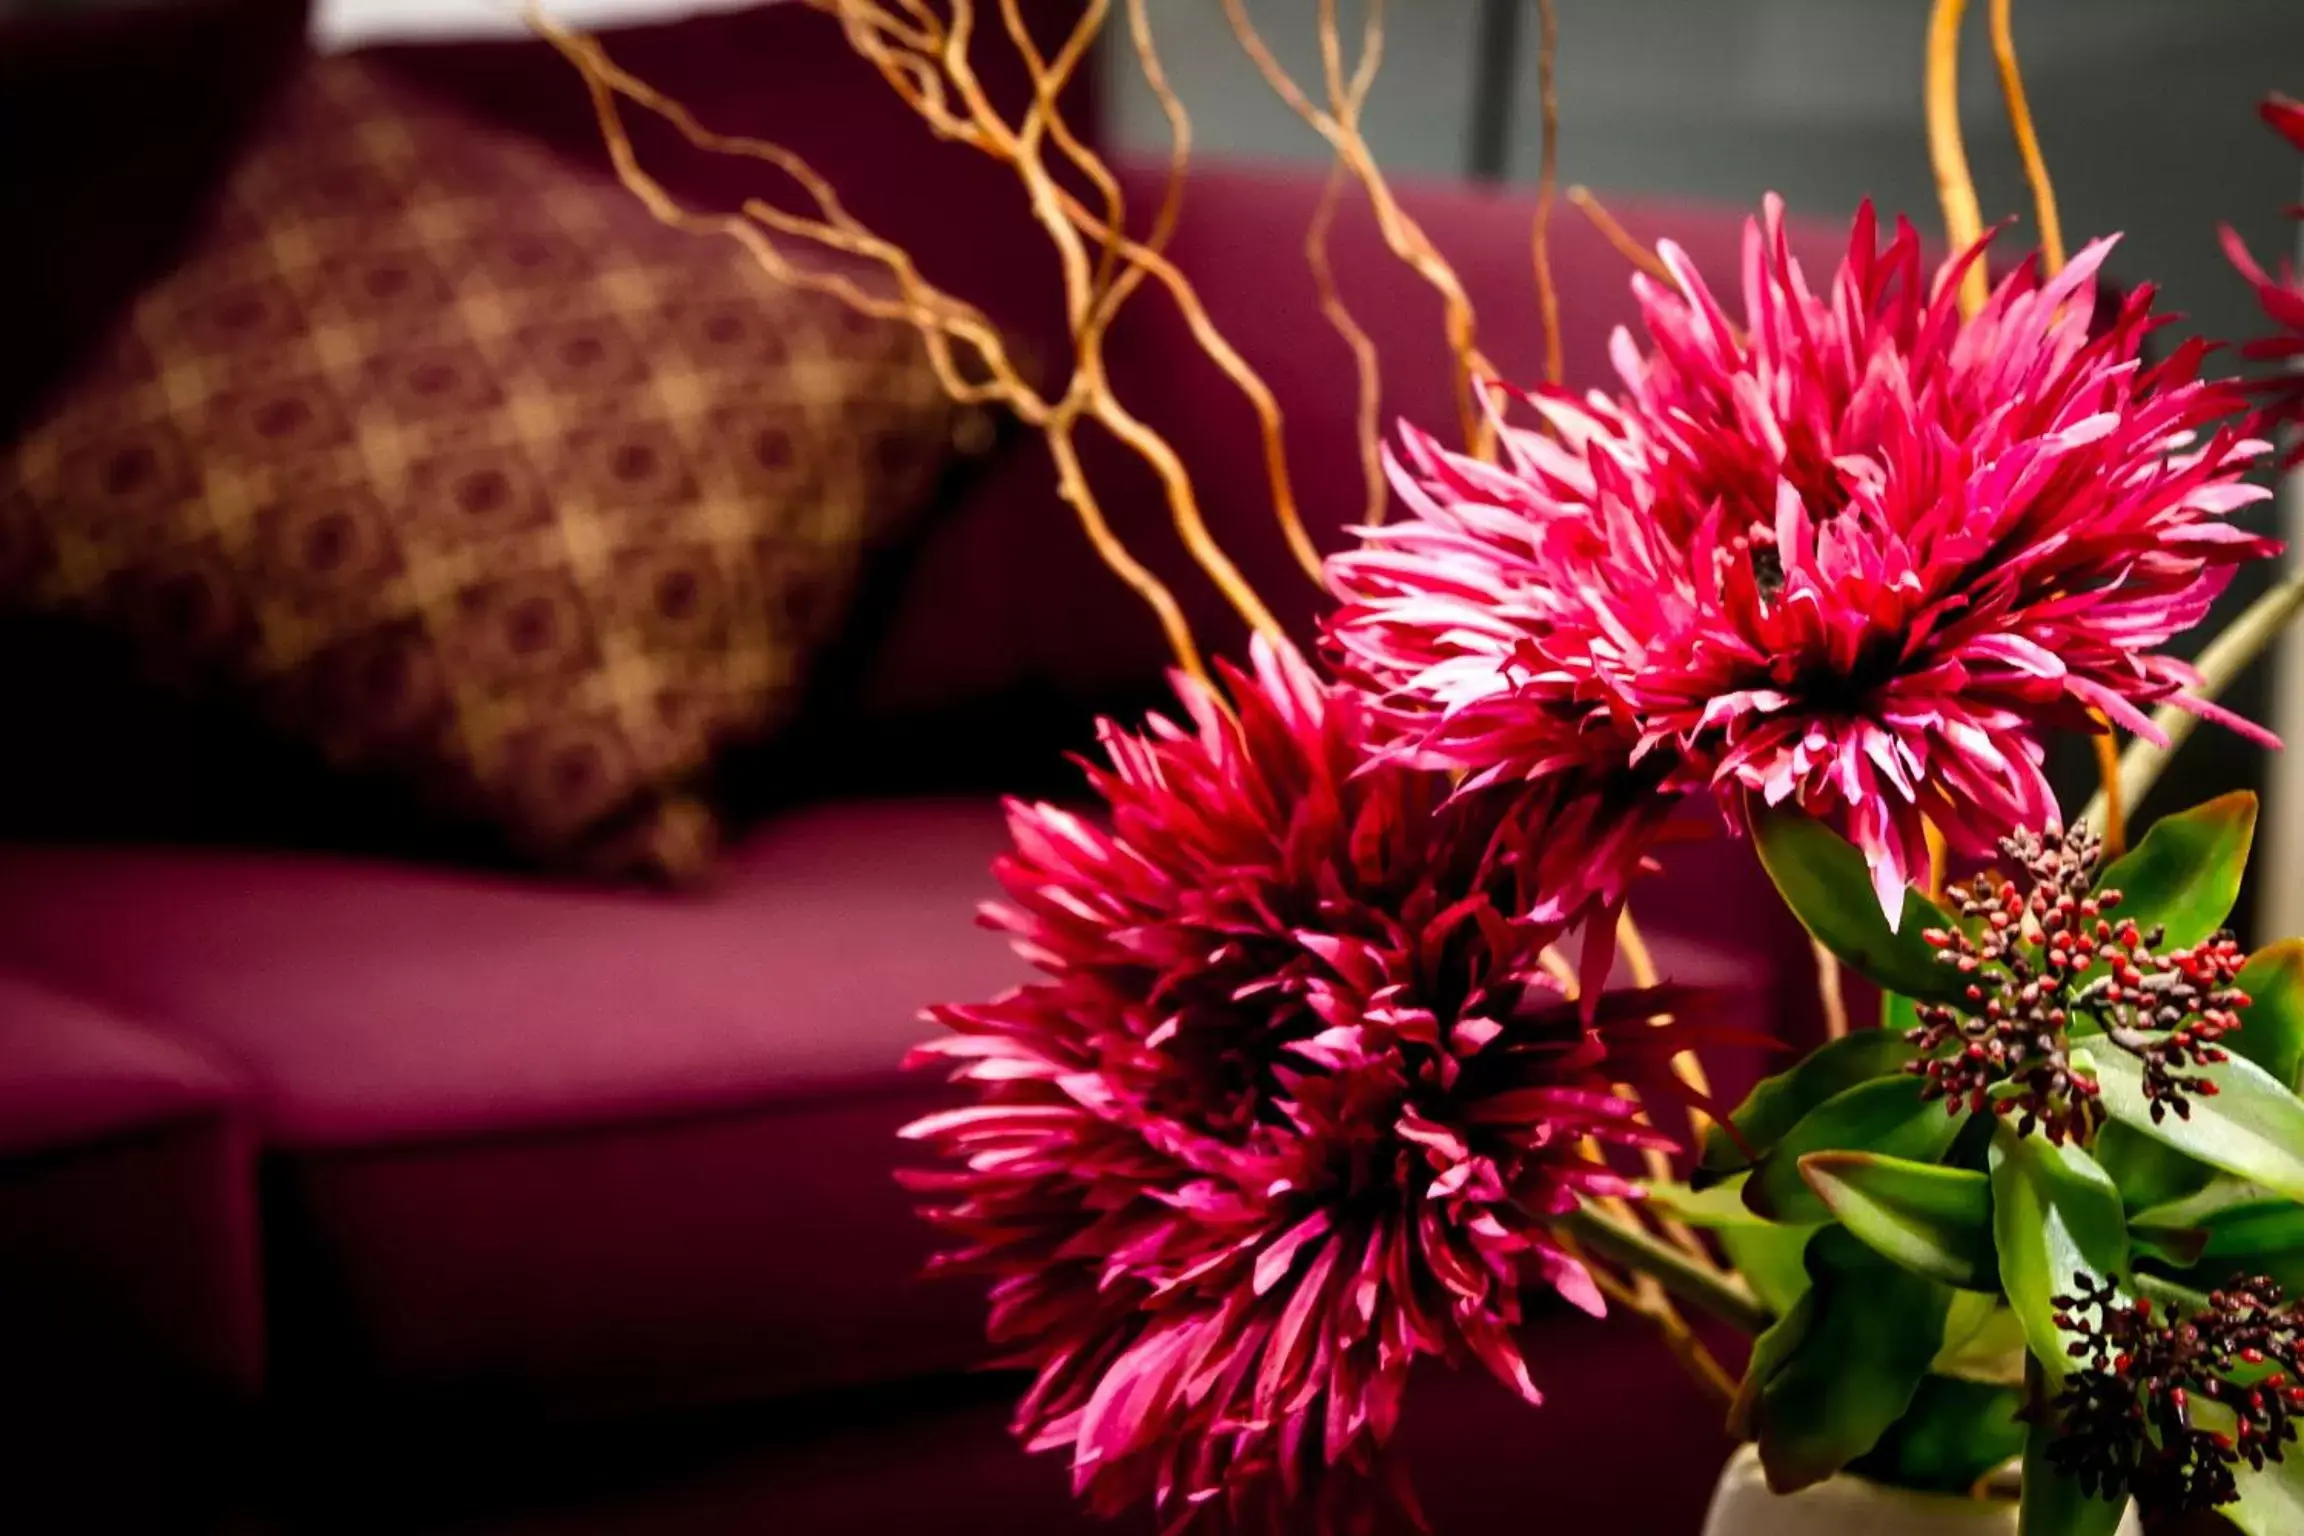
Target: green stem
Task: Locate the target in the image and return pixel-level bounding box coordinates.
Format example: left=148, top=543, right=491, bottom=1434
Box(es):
left=2082, top=569, right=2304, bottom=834
left=1560, top=1202, right=1772, bottom=1335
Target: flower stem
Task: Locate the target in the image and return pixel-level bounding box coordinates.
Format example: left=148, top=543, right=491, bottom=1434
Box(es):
left=1925, top=0, right=1989, bottom=320
left=1987, top=0, right=2064, bottom=276
left=2082, top=569, right=2304, bottom=835
left=1559, top=1203, right=1771, bottom=1335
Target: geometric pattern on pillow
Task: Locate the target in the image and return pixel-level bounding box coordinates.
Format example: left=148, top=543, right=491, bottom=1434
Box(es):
left=0, top=57, right=974, bottom=880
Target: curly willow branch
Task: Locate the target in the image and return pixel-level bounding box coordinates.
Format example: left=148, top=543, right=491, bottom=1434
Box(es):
left=1987, top=0, right=2065, bottom=276
left=1220, top=0, right=1497, bottom=459
left=1530, top=0, right=1563, bottom=387
left=1987, top=0, right=2117, bottom=856
left=819, top=0, right=1321, bottom=606
left=1566, top=185, right=1674, bottom=286
left=538, top=12, right=1212, bottom=680
left=1925, top=0, right=1990, bottom=320
left=1541, top=939, right=1735, bottom=1407
left=1307, top=0, right=1388, bottom=527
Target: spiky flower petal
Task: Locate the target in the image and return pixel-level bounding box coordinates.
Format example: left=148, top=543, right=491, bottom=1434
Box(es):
left=903, top=639, right=1681, bottom=1529
left=1329, top=199, right=2277, bottom=921
left=2223, top=94, right=2304, bottom=462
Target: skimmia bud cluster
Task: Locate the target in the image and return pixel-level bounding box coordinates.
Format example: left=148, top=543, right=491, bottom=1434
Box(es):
left=2048, top=1273, right=2304, bottom=1513
left=1905, top=827, right=2250, bottom=1144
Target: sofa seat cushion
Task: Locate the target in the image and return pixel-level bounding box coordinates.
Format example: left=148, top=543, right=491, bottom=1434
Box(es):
left=0, top=801, right=1024, bottom=1414
left=0, top=972, right=247, bottom=1157
left=0, top=977, right=263, bottom=1519
left=0, top=806, right=1810, bottom=1422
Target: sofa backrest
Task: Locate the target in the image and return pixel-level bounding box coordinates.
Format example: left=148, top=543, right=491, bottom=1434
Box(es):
left=839, top=164, right=1856, bottom=782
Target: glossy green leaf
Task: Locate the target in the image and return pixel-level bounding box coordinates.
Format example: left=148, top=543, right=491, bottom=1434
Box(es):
left=1718, top=1218, right=1818, bottom=1319
left=2137, top=1196, right=2304, bottom=1292
left=1799, top=1152, right=1996, bottom=1289
left=1642, top=1177, right=1774, bottom=1228
left=2233, top=939, right=2304, bottom=1093
left=2227, top=1451, right=2304, bottom=1536
left=1746, top=1076, right=1964, bottom=1226
left=2189, top=1198, right=2304, bottom=1261
left=2085, top=1040, right=2304, bottom=1204
left=1990, top=1127, right=2128, bottom=1390
left=1699, top=1029, right=1916, bottom=1179
left=2126, top=1221, right=2208, bottom=1269
left=2134, top=1270, right=2214, bottom=1313
left=2095, top=1120, right=2216, bottom=1213
left=1932, top=1295, right=2028, bottom=1387
left=2020, top=1387, right=2129, bottom=1536
left=2128, top=1176, right=2270, bottom=1231
left=2092, top=790, right=2256, bottom=951
left=1754, top=1227, right=1952, bottom=1493
left=1752, top=804, right=1966, bottom=1001
left=1851, top=1375, right=2027, bottom=1496
left=1728, top=1286, right=1814, bottom=1439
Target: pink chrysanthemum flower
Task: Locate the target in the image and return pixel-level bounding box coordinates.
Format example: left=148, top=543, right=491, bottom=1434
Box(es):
left=902, top=638, right=1687, bottom=1530
left=2222, top=94, right=2304, bottom=461
left=1330, top=198, right=2277, bottom=919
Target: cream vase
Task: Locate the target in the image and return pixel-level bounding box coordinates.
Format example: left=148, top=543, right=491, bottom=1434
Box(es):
left=1699, top=1445, right=2144, bottom=1536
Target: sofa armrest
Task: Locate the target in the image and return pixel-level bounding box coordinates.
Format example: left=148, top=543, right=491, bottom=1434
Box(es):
left=0, top=977, right=262, bottom=1522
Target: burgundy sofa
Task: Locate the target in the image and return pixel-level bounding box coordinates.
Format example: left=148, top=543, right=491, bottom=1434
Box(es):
left=0, top=4, right=1836, bottom=1531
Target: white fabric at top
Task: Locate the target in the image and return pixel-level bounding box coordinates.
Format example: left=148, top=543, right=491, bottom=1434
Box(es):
left=311, top=0, right=777, bottom=53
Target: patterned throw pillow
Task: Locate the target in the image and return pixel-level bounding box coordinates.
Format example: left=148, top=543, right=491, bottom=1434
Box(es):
left=0, top=56, right=980, bottom=881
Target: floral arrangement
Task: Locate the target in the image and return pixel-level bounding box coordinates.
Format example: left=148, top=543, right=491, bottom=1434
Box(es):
left=551, top=1, right=2304, bottom=1532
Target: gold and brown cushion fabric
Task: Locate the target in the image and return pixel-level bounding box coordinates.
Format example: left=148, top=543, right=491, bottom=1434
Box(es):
left=0, top=56, right=976, bottom=880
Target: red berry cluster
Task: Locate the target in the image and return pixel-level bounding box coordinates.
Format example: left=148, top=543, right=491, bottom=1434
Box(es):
left=1904, top=827, right=2250, bottom=1144
left=2088, top=926, right=2249, bottom=1126
left=2049, top=1272, right=2304, bottom=1513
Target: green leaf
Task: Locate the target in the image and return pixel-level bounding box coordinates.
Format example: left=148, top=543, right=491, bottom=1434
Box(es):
left=1799, top=1151, right=1996, bottom=1289
left=2134, top=1270, right=2214, bottom=1313
left=1642, top=1177, right=1774, bottom=1228
left=2136, top=1196, right=2304, bottom=1291
left=2020, top=1380, right=2129, bottom=1536
left=2092, top=790, right=2256, bottom=951
left=2085, top=1040, right=2304, bottom=1204
left=1752, top=804, right=1967, bottom=1001
left=1718, top=1218, right=1818, bottom=1319
left=1754, top=1227, right=1953, bottom=1493
left=2129, top=1176, right=2271, bottom=1229
left=2189, top=1198, right=2304, bottom=1261
left=1851, top=1375, right=2027, bottom=1496
left=1728, top=1286, right=1813, bottom=1440
left=1932, top=1295, right=2029, bottom=1387
left=1746, top=1076, right=1965, bottom=1225
left=2233, top=939, right=2304, bottom=1092
left=1990, top=1127, right=2128, bottom=1390
left=2127, top=1221, right=2209, bottom=1269
left=2095, top=1120, right=2216, bottom=1212
left=2228, top=1452, right=2304, bottom=1536
left=1699, top=1029, right=1916, bottom=1179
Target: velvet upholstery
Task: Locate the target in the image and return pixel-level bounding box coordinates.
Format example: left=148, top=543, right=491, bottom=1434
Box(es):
left=0, top=806, right=1019, bottom=1413
left=0, top=809, right=1796, bottom=1447
left=0, top=3, right=1844, bottom=1529
left=0, top=0, right=311, bottom=446
left=0, top=980, right=263, bottom=1524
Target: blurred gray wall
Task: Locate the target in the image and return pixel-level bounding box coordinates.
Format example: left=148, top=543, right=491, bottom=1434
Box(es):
left=1110, top=0, right=2304, bottom=366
